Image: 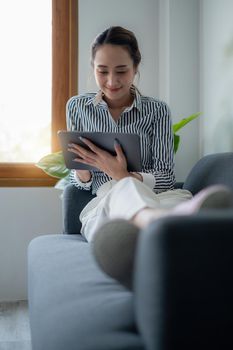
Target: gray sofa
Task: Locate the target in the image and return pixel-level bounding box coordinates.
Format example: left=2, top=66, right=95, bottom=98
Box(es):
left=28, top=152, right=233, bottom=350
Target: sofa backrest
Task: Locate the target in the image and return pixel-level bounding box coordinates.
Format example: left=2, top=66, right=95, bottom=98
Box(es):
left=62, top=185, right=95, bottom=234
left=183, top=152, right=233, bottom=195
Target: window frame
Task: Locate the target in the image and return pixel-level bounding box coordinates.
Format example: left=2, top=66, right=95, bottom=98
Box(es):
left=0, top=0, right=78, bottom=187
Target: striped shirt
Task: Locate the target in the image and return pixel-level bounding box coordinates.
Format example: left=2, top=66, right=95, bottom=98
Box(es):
left=66, top=88, right=175, bottom=195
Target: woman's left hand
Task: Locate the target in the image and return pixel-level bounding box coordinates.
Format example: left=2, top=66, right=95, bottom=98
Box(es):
left=68, top=137, right=129, bottom=180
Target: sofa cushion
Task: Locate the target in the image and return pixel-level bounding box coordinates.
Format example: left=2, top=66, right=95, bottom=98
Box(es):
left=28, top=234, right=144, bottom=350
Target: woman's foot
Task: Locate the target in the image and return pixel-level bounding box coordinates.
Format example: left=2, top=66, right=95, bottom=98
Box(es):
left=92, top=219, right=139, bottom=290
left=173, top=184, right=233, bottom=214
left=133, top=185, right=233, bottom=229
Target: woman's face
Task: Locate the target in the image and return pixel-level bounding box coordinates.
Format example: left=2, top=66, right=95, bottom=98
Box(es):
left=93, top=44, right=137, bottom=106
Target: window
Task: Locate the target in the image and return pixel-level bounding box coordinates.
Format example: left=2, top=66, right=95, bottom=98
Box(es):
left=0, top=0, right=78, bottom=186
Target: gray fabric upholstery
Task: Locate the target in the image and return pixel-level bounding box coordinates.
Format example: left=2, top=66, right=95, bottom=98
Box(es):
left=92, top=219, right=140, bottom=290
left=62, top=185, right=95, bottom=234
left=135, top=211, right=233, bottom=350
left=28, top=234, right=144, bottom=350
left=28, top=152, right=233, bottom=349
left=183, top=152, right=233, bottom=194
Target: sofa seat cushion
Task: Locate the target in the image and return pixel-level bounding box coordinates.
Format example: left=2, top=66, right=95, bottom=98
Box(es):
left=28, top=234, right=144, bottom=350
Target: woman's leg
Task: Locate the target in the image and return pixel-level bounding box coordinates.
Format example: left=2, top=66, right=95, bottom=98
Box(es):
left=92, top=183, right=233, bottom=290
left=101, top=177, right=192, bottom=220
left=133, top=184, right=233, bottom=228
left=81, top=177, right=191, bottom=241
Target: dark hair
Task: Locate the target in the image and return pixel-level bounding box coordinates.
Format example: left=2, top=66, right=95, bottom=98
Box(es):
left=91, top=26, right=141, bottom=68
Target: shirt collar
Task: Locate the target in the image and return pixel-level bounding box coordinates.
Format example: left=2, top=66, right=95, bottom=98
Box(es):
left=86, top=86, right=142, bottom=112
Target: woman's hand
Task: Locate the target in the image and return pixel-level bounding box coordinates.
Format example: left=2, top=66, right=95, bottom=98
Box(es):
left=75, top=170, right=92, bottom=182
left=68, top=137, right=129, bottom=180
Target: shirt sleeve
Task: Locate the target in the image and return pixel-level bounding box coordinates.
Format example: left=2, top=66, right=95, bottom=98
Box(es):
left=66, top=96, right=81, bottom=131
left=144, top=101, right=175, bottom=193
left=66, top=96, right=93, bottom=191
left=69, top=169, right=93, bottom=191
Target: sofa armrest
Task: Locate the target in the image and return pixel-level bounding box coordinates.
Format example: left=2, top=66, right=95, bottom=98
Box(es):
left=183, top=152, right=233, bottom=194
left=62, top=184, right=95, bottom=234
left=134, top=210, right=233, bottom=350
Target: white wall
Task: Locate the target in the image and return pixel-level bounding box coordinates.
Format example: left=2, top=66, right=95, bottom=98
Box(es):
left=0, top=188, right=62, bottom=301
left=168, top=0, right=200, bottom=180
left=158, top=0, right=200, bottom=180
left=200, top=0, right=233, bottom=155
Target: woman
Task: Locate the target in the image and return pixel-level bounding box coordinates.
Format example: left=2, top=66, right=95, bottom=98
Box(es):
left=67, top=26, right=232, bottom=288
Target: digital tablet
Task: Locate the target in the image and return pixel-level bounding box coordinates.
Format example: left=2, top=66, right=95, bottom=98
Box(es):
left=58, top=131, right=142, bottom=172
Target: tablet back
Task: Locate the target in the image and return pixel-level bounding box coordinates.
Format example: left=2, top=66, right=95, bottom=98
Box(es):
left=58, top=131, right=142, bottom=172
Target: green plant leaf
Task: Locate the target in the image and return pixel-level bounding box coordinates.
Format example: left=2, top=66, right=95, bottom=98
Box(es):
left=173, top=134, right=180, bottom=153
left=55, top=175, right=71, bottom=191
left=36, top=151, right=70, bottom=179
left=172, top=112, right=201, bottom=133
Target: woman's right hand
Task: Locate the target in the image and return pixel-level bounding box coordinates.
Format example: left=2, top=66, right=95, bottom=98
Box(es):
left=75, top=170, right=91, bottom=183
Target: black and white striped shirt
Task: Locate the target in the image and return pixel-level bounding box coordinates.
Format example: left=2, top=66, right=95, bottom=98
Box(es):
left=66, top=88, right=175, bottom=195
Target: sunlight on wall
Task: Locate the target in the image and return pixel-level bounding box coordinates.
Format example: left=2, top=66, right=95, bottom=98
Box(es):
left=0, top=0, right=51, bottom=163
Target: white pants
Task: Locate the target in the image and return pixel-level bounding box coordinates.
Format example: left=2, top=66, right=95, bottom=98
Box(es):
left=80, top=177, right=192, bottom=242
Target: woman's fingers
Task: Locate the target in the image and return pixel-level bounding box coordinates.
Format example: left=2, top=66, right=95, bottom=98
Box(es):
left=114, top=143, right=123, bottom=158
left=68, top=143, right=96, bottom=160
left=68, top=142, right=98, bottom=167
left=68, top=137, right=106, bottom=157
left=74, top=157, right=96, bottom=165
left=114, top=140, right=126, bottom=162
left=79, top=137, right=103, bottom=155
left=67, top=138, right=128, bottom=175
